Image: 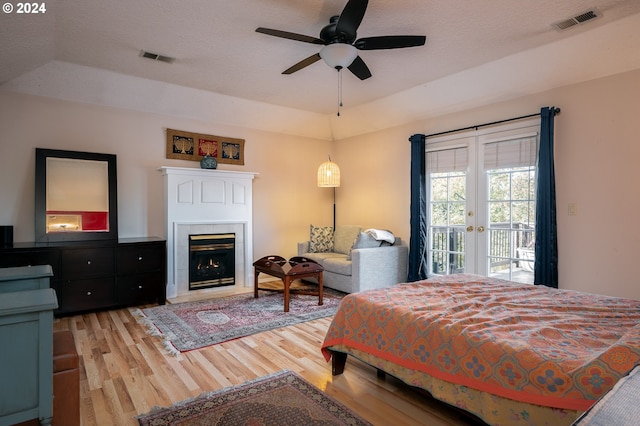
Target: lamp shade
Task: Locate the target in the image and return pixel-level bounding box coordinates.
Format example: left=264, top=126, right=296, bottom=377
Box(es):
left=319, top=43, right=358, bottom=69
left=317, top=159, right=340, bottom=187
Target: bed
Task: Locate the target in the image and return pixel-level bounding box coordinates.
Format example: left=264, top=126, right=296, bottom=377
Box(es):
left=321, top=274, right=640, bottom=425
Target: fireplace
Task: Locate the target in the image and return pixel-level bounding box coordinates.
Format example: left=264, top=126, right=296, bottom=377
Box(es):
left=189, top=233, right=235, bottom=290
left=160, top=167, right=257, bottom=298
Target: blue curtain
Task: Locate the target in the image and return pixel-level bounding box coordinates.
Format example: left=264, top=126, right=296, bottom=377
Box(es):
left=408, top=134, right=428, bottom=281
left=534, top=107, right=559, bottom=288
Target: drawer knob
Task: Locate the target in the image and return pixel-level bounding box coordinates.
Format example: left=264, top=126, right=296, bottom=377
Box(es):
left=87, top=260, right=92, bottom=265
left=138, top=285, right=143, bottom=289
left=87, top=291, right=92, bottom=296
left=138, top=256, right=143, bottom=261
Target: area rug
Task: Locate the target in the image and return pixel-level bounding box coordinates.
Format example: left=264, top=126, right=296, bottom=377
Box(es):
left=133, top=289, right=344, bottom=354
left=136, top=370, right=371, bottom=425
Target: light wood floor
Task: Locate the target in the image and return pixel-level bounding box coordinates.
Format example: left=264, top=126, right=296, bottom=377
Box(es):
left=53, top=302, right=485, bottom=426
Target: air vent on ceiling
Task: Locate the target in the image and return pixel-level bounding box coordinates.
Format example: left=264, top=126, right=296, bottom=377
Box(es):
left=552, top=8, right=600, bottom=31
left=139, top=50, right=175, bottom=63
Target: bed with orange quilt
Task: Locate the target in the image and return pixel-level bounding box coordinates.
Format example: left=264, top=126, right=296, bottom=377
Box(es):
left=321, top=274, right=640, bottom=425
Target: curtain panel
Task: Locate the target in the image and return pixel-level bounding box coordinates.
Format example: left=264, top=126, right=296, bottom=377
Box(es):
left=534, top=106, right=559, bottom=288
left=408, top=134, right=428, bottom=281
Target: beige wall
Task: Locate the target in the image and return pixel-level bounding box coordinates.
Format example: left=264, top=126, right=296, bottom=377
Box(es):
left=0, top=91, right=332, bottom=261
left=335, top=68, right=640, bottom=300
left=2, top=68, right=639, bottom=299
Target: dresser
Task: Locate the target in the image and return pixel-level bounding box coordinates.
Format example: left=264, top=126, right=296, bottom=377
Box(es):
left=0, top=237, right=166, bottom=316
left=0, top=266, right=57, bottom=425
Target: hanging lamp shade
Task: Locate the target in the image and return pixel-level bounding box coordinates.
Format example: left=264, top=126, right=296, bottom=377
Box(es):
left=317, top=158, right=340, bottom=187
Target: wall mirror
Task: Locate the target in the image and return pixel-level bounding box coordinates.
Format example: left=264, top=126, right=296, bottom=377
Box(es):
left=35, top=148, right=118, bottom=242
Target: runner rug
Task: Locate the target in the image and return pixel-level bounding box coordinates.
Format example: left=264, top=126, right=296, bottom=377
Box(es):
left=136, top=370, right=371, bottom=425
left=133, top=289, right=344, bottom=354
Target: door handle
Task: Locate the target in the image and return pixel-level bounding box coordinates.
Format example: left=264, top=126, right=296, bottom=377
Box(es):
left=466, top=225, right=485, bottom=232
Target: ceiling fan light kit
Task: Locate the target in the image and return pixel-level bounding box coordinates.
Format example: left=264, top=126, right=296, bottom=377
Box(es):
left=319, top=44, right=358, bottom=69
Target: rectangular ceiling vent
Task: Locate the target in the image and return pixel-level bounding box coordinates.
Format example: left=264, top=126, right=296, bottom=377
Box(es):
left=139, top=50, right=175, bottom=64
left=552, top=8, right=600, bottom=31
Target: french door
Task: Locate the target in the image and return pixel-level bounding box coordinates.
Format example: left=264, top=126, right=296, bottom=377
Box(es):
left=425, top=120, right=540, bottom=284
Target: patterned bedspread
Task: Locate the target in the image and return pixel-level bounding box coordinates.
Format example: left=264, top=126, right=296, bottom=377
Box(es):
left=321, top=274, right=640, bottom=411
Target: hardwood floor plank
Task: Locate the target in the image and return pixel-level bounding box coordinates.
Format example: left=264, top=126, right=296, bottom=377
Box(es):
left=108, top=310, right=136, bottom=346
left=82, top=348, right=103, bottom=392
left=189, top=350, right=234, bottom=389
left=111, top=376, right=136, bottom=414
left=135, top=338, right=193, bottom=403
left=177, top=354, right=223, bottom=393
left=209, top=343, right=255, bottom=382
left=164, top=353, right=203, bottom=393
left=125, top=342, right=155, bottom=378
left=120, top=369, right=160, bottom=416
left=54, top=303, right=484, bottom=426
left=222, top=341, right=274, bottom=377
left=100, top=378, right=129, bottom=425
left=79, top=374, right=98, bottom=426
left=87, top=388, right=111, bottom=426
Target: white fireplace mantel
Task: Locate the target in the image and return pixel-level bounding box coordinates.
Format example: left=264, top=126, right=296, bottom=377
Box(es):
left=159, top=166, right=258, bottom=298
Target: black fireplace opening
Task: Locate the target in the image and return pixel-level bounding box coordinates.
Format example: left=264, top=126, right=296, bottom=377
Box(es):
left=189, top=233, right=235, bottom=290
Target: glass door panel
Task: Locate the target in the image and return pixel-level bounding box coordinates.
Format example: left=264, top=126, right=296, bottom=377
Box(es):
left=485, top=168, right=536, bottom=283
left=426, top=141, right=472, bottom=276
left=429, top=171, right=467, bottom=274
left=480, top=127, right=539, bottom=284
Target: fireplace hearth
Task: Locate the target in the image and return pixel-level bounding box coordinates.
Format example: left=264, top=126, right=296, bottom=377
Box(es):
left=189, top=233, right=235, bottom=290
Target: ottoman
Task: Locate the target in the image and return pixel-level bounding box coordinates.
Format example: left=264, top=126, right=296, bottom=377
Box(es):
left=52, top=330, right=80, bottom=426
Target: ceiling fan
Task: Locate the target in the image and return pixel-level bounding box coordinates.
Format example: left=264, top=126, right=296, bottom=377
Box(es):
left=256, top=0, right=426, bottom=80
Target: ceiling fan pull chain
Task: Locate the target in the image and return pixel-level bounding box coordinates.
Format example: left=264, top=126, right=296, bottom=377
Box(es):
left=337, top=69, right=343, bottom=117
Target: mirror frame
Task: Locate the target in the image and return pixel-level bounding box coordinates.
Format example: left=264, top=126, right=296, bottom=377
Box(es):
left=35, top=148, right=118, bottom=243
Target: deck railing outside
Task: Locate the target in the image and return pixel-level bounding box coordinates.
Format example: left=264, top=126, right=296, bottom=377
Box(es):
left=431, top=223, right=534, bottom=274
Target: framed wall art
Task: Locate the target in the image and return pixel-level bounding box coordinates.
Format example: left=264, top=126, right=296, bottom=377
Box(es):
left=166, top=128, right=245, bottom=165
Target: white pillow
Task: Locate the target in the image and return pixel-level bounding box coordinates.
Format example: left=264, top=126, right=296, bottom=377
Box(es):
left=364, top=228, right=395, bottom=244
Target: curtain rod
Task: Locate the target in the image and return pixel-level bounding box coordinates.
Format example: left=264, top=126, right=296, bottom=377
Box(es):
left=424, top=107, right=560, bottom=139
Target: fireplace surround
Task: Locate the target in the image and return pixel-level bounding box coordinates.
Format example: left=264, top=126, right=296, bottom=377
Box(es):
left=160, top=167, right=257, bottom=298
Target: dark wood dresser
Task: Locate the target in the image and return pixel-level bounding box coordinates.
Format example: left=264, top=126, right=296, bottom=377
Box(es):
left=0, top=237, right=166, bottom=316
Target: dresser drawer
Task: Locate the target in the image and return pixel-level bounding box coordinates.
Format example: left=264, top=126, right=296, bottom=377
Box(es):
left=54, top=277, right=116, bottom=313
left=117, top=244, right=164, bottom=274
left=116, top=272, right=164, bottom=305
left=61, top=247, right=114, bottom=280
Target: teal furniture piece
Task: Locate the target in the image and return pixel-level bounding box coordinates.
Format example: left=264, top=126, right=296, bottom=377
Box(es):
left=0, top=266, right=58, bottom=426
left=0, top=264, right=53, bottom=292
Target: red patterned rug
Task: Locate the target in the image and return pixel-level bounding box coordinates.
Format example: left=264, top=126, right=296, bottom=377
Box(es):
left=136, top=370, right=371, bottom=425
left=133, top=289, right=344, bottom=354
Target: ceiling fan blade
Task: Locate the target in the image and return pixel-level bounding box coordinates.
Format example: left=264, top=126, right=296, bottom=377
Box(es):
left=335, top=0, right=368, bottom=41
left=347, top=56, right=372, bottom=80
left=354, top=35, right=426, bottom=50
left=256, top=27, right=325, bottom=45
left=282, top=53, right=322, bottom=74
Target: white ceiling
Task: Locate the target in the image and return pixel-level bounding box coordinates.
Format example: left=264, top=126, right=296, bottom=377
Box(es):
left=2, top=0, right=640, bottom=138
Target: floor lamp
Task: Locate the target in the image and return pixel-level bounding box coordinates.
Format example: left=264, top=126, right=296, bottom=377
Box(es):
left=317, top=156, right=340, bottom=229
